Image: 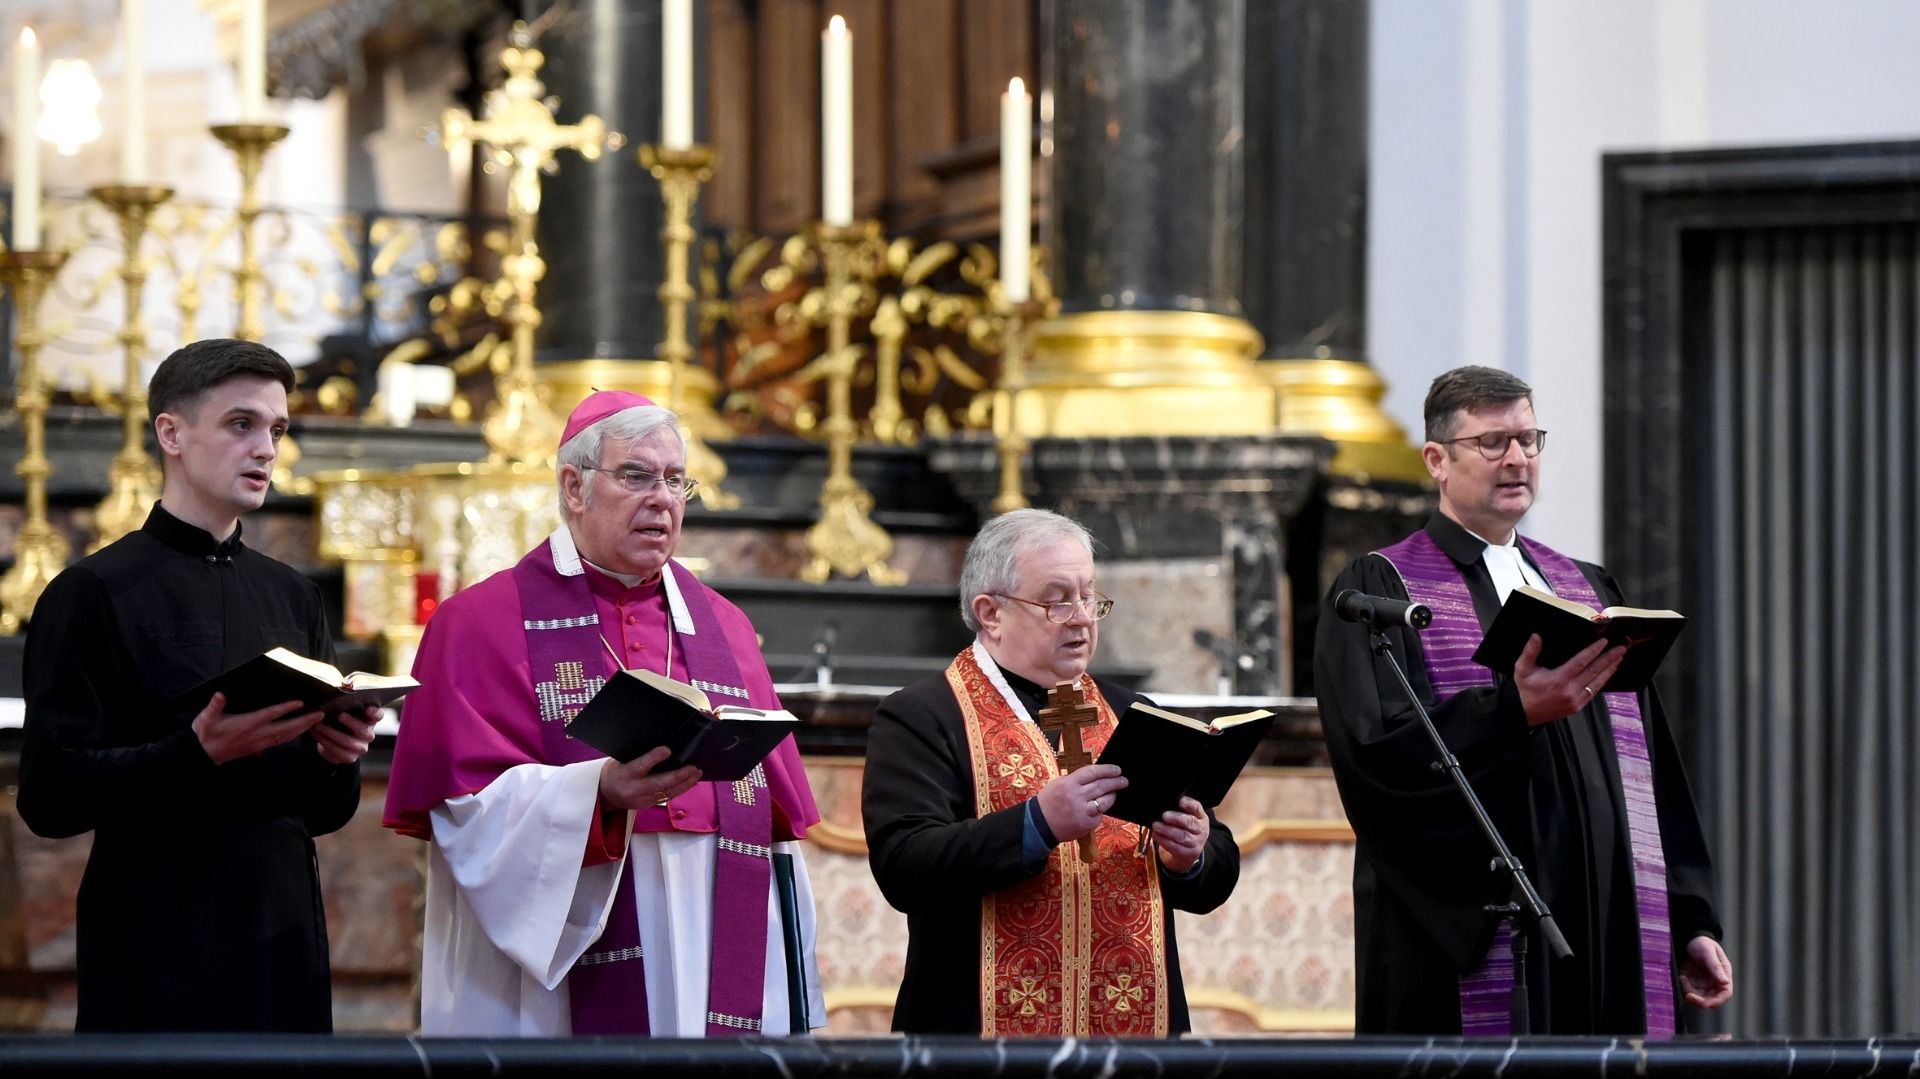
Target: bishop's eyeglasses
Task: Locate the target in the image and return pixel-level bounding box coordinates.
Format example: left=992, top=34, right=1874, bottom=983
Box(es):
left=993, top=593, right=1116, bottom=623
left=581, top=466, right=701, bottom=502
left=1438, top=428, right=1548, bottom=461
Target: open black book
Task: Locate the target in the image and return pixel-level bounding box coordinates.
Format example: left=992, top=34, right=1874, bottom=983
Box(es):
left=1093, top=702, right=1275, bottom=827
left=566, top=668, right=799, bottom=781
left=184, top=647, right=419, bottom=716
left=1471, top=585, right=1685, bottom=694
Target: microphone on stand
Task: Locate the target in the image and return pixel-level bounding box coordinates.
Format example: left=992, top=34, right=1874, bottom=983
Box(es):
left=1332, top=589, right=1433, bottom=632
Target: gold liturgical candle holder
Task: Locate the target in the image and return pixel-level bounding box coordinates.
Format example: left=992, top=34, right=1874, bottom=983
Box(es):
left=800, top=220, right=905, bottom=586
left=639, top=142, right=738, bottom=510
left=1, top=249, right=72, bottom=634
left=210, top=122, right=291, bottom=344
left=87, top=182, right=175, bottom=553
left=991, top=298, right=1048, bottom=516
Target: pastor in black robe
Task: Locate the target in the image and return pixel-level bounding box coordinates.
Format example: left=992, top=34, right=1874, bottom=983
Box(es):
left=1313, top=513, right=1721, bottom=1035
left=862, top=659, right=1240, bottom=1035
left=19, top=504, right=359, bottom=1033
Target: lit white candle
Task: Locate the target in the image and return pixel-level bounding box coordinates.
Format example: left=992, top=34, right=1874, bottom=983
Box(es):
left=820, top=15, right=852, bottom=226
left=661, top=0, right=692, bottom=149
left=121, top=0, right=147, bottom=181
left=12, top=27, right=41, bottom=249
left=239, top=0, right=266, bottom=122
left=999, top=77, right=1032, bottom=303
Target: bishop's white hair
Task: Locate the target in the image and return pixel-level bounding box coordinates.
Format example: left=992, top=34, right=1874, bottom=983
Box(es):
left=556, top=405, right=686, bottom=511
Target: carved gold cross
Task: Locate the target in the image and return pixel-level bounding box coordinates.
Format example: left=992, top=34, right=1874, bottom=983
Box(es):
left=1037, top=680, right=1101, bottom=862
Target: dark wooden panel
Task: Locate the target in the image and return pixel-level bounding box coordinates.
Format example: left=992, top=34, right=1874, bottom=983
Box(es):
left=754, top=0, right=821, bottom=232
left=706, top=0, right=755, bottom=228
left=885, top=0, right=960, bottom=220
left=958, top=0, right=1033, bottom=142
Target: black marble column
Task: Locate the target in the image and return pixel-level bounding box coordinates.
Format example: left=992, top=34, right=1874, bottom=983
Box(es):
left=534, top=1, right=706, bottom=364
left=1243, top=0, right=1368, bottom=360
left=1046, top=0, right=1246, bottom=316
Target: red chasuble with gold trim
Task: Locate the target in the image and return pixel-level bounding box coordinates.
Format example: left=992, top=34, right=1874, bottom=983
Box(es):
left=945, top=647, right=1170, bottom=1037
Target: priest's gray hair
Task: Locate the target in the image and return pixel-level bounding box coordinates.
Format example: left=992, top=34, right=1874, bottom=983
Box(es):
left=958, top=508, right=1095, bottom=633
left=557, top=404, right=686, bottom=510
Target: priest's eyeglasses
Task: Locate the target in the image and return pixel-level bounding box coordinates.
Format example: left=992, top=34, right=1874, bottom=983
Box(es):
left=582, top=466, right=701, bottom=501
left=1439, top=428, right=1548, bottom=460
left=993, top=593, right=1116, bottom=623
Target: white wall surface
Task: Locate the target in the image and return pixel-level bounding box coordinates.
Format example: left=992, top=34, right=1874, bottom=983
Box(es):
left=1370, top=0, right=1920, bottom=562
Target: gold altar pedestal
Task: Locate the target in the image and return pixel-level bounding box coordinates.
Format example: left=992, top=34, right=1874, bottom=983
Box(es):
left=1019, top=309, right=1276, bottom=437
left=311, top=457, right=561, bottom=644
left=1262, top=357, right=1426, bottom=483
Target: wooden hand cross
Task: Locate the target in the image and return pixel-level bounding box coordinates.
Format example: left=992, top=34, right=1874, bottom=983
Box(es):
left=1037, top=680, right=1102, bottom=862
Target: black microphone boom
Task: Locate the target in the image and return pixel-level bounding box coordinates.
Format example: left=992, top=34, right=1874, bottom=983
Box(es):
left=1332, top=589, right=1433, bottom=631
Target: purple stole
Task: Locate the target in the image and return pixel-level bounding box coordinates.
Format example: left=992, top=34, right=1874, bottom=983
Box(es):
left=1375, top=530, right=1676, bottom=1039
left=513, top=540, right=774, bottom=1037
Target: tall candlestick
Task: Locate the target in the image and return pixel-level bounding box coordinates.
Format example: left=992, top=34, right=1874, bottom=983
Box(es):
left=121, top=0, right=147, bottom=181
left=999, top=76, right=1031, bottom=303
left=820, top=15, right=852, bottom=226
left=661, top=0, right=692, bottom=149
left=12, top=27, right=40, bottom=249
left=239, top=0, right=266, bottom=122
left=0, top=249, right=69, bottom=636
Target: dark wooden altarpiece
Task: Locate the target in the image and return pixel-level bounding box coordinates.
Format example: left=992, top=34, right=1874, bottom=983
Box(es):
left=704, top=0, right=1038, bottom=239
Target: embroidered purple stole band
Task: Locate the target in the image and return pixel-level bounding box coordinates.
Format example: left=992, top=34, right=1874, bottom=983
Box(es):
left=1375, top=529, right=1675, bottom=1038
left=514, top=541, right=774, bottom=1036
left=1518, top=538, right=1676, bottom=1039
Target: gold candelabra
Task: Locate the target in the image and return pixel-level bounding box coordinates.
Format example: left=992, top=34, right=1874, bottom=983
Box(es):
left=992, top=298, right=1046, bottom=515
left=801, top=221, right=905, bottom=586
left=88, top=183, right=176, bottom=553
left=640, top=143, right=737, bottom=510
left=210, top=122, right=291, bottom=343
left=1, top=249, right=72, bottom=634
left=439, top=21, right=616, bottom=465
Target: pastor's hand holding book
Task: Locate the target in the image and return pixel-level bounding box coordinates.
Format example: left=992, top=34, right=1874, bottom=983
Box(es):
left=1514, top=635, right=1627, bottom=726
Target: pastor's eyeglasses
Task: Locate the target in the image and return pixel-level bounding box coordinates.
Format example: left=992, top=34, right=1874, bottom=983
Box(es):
left=581, top=466, right=701, bottom=501
left=992, top=592, right=1115, bottom=623
left=1438, top=428, right=1547, bottom=461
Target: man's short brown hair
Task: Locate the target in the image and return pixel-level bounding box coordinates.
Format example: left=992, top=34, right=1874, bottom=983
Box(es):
left=147, top=338, right=295, bottom=424
left=1422, top=365, right=1534, bottom=443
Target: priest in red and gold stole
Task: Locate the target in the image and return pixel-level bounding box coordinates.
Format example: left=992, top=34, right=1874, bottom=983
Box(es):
left=862, top=509, right=1240, bottom=1035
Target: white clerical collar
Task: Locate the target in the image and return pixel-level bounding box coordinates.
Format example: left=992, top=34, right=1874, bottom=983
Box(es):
left=1463, top=526, right=1549, bottom=602
left=547, top=526, right=696, bottom=635
left=971, top=640, right=1035, bottom=723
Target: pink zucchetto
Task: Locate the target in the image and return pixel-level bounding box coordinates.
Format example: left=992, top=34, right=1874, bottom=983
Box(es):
left=560, top=389, right=658, bottom=448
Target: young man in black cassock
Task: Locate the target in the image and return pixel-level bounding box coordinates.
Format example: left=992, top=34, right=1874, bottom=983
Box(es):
left=1314, top=366, right=1733, bottom=1036
left=19, top=339, right=378, bottom=1033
